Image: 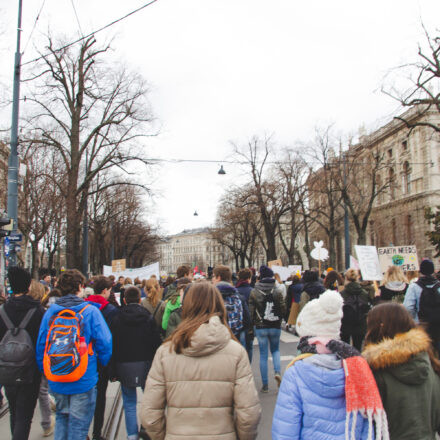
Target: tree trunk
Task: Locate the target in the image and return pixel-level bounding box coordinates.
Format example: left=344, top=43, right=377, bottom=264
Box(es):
left=31, top=242, right=39, bottom=279
left=357, top=228, right=367, bottom=245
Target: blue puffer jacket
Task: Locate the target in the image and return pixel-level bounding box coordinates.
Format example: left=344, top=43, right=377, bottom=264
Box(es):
left=272, top=354, right=372, bottom=440
left=36, top=295, right=112, bottom=395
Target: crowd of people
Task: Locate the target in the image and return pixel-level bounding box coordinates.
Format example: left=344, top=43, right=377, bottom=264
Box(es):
left=0, top=259, right=439, bottom=440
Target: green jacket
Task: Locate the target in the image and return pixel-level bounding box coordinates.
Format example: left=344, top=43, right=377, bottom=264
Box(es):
left=363, top=328, right=440, bottom=440
left=249, top=280, right=285, bottom=329
left=162, top=294, right=181, bottom=331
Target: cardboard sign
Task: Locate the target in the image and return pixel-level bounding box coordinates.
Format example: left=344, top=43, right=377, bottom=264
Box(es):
left=355, top=245, right=382, bottom=281
left=111, top=259, right=126, bottom=273
left=268, top=259, right=282, bottom=268
left=104, top=262, right=160, bottom=280
left=377, top=246, right=418, bottom=272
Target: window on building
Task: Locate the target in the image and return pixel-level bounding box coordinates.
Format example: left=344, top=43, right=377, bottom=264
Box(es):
left=388, top=148, right=393, bottom=158
left=402, top=161, right=411, bottom=195
left=389, top=168, right=395, bottom=199
left=402, top=140, right=408, bottom=151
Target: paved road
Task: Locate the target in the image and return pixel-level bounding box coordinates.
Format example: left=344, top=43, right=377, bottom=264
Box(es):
left=252, top=329, right=299, bottom=440
left=0, top=329, right=298, bottom=440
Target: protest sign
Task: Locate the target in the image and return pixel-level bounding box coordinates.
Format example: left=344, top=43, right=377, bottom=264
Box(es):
left=354, top=245, right=382, bottom=281
left=268, top=259, right=282, bottom=268
left=377, top=246, right=418, bottom=272
left=103, top=262, right=160, bottom=282
left=111, top=259, right=126, bottom=273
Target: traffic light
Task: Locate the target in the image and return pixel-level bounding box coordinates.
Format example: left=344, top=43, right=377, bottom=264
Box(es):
left=0, top=218, right=12, bottom=238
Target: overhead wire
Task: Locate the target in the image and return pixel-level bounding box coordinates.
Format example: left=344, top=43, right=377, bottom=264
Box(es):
left=22, top=0, right=160, bottom=66
left=22, top=0, right=47, bottom=55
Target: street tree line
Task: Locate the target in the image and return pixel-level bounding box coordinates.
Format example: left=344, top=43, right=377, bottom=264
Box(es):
left=0, top=34, right=159, bottom=277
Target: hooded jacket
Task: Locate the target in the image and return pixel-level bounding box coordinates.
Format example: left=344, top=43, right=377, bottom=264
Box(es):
left=363, top=328, right=440, bottom=440
left=249, top=279, right=286, bottom=329
left=140, top=315, right=261, bottom=440
left=272, top=354, right=371, bottom=439
left=379, top=282, right=408, bottom=303
left=298, top=281, right=325, bottom=311
left=235, top=280, right=252, bottom=303
left=36, top=294, right=112, bottom=395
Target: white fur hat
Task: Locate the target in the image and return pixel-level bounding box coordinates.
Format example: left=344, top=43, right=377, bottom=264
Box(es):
left=296, top=289, right=343, bottom=339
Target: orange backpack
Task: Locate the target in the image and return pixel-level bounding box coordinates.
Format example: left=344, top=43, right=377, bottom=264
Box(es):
left=43, top=305, right=93, bottom=382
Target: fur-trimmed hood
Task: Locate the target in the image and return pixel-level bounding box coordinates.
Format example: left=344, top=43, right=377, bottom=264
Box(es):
left=363, top=328, right=432, bottom=385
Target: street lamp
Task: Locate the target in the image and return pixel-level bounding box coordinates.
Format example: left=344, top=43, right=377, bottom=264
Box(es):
left=218, top=165, right=226, bottom=175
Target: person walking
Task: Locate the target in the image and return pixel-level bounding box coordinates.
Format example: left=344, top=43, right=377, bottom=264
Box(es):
left=141, top=278, right=166, bottom=330
left=236, top=268, right=254, bottom=361
left=140, top=282, right=261, bottom=439
left=363, top=302, right=440, bottom=440
left=86, top=276, right=119, bottom=440
left=110, top=286, right=161, bottom=440
left=28, top=280, right=55, bottom=437
left=164, top=278, right=192, bottom=338
left=212, top=265, right=250, bottom=340
left=0, top=267, right=46, bottom=440
left=298, top=269, right=325, bottom=311
left=378, top=265, right=408, bottom=303
left=340, top=268, right=371, bottom=351
left=36, top=269, right=112, bottom=440
left=249, top=265, right=286, bottom=392
left=323, top=270, right=344, bottom=291
left=272, top=289, right=388, bottom=440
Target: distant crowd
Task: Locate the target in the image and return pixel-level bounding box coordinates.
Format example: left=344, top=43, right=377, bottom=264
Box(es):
left=0, top=258, right=439, bottom=440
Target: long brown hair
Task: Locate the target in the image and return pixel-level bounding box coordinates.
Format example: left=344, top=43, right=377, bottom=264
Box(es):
left=145, top=278, right=162, bottom=307
left=168, top=282, right=235, bottom=354
left=365, top=302, right=440, bottom=374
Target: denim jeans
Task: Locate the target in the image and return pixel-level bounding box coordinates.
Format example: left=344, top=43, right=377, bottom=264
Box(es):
left=239, top=331, right=254, bottom=363
left=39, top=376, right=52, bottom=430
left=255, top=327, right=281, bottom=386
left=121, top=385, right=140, bottom=440
left=52, top=386, right=97, bottom=440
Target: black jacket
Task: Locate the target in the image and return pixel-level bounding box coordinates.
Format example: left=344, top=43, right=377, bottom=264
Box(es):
left=0, top=295, right=45, bottom=348
left=110, top=303, right=161, bottom=363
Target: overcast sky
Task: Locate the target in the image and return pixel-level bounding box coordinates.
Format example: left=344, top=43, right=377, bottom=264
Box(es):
left=1, top=0, right=439, bottom=235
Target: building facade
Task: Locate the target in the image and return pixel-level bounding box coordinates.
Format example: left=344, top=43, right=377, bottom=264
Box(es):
left=309, top=106, right=440, bottom=270
left=158, top=227, right=234, bottom=274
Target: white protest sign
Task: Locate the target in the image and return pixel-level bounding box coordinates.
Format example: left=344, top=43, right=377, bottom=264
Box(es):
left=288, top=265, right=302, bottom=275
left=350, top=255, right=360, bottom=270
left=354, top=245, right=382, bottom=281
left=103, top=262, right=160, bottom=281
left=377, top=246, right=418, bottom=272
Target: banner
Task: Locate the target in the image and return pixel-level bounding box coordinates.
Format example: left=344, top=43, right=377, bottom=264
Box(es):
left=377, top=246, right=418, bottom=272
left=354, top=245, right=382, bottom=281
left=103, top=262, right=160, bottom=281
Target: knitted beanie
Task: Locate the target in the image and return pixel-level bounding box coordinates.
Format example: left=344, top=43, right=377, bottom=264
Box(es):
left=259, top=265, right=274, bottom=279
left=296, top=289, right=343, bottom=339
left=420, top=259, right=434, bottom=276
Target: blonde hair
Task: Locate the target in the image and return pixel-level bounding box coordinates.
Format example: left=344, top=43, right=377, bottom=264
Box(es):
left=345, top=269, right=359, bottom=283
left=29, top=280, right=46, bottom=302
left=124, top=277, right=132, bottom=285
left=406, top=270, right=418, bottom=283
left=382, top=265, right=408, bottom=285
left=145, top=278, right=162, bottom=307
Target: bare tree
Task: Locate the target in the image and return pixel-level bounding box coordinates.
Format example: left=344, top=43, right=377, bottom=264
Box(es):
left=233, top=136, right=288, bottom=261
left=22, top=36, right=155, bottom=268
left=383, top=27, right=440, bottom=133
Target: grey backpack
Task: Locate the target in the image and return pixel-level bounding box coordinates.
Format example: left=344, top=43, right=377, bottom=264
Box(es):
left=0, top=305, right=36, bottom=385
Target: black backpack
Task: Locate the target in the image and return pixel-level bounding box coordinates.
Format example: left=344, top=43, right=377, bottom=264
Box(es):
left=0, top=306, right=36, bottom=385
left=418, top=280, right=440, bottom=327
left=342, top=294, right=370, bottom=326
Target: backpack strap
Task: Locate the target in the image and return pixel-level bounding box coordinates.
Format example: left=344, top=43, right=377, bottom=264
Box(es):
left=0, top=305, right=36, bottom=331
left=0, top=305, right=14, bottom=330
left=152, top=301, right=163, bottom=319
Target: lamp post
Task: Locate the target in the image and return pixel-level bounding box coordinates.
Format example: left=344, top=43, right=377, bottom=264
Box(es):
left=7, top=0, right=23, bottom=267
left=82, top=150, right=89, bottom=277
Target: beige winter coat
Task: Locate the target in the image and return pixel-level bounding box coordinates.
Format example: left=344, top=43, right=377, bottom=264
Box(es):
left=140, top=315, right=261, bottom=440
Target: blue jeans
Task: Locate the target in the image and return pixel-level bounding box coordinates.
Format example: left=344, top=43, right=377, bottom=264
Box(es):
left=52, top=386, right=97, bottom=440
left=239, top=330, right=254, bottom=363
left=121, top=385, right=140, bottom=439
left=255, top=327, right=281, bottom=386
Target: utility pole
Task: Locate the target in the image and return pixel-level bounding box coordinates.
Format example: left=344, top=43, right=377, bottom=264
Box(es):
left=7, top=0, right=23, bottom=268
left=343, top=155, right=351, bottom=270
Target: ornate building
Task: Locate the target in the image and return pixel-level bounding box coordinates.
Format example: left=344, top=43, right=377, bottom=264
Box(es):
left=309, top=106, right=440, bottom=270
left=158, top=227, right=233, bottom=274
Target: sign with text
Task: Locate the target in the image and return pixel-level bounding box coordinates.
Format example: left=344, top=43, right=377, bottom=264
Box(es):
left=111, top=259, right=126, bottom=273
left=355, top=245, right=382, bottom=281
left=377, top=246, right=418, bottom=272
